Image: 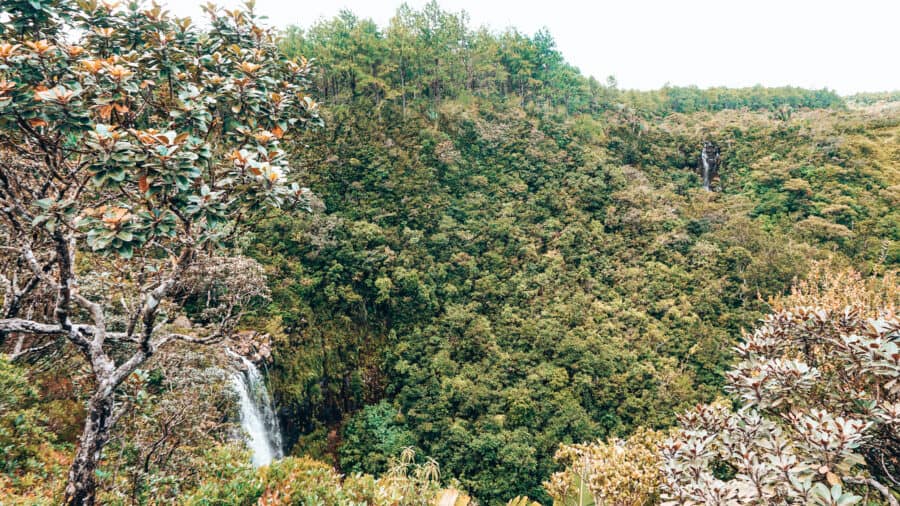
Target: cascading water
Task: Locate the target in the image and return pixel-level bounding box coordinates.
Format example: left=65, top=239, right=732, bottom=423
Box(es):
left=699, top=141, right=720, bottom=191
left=227, top=349, right=283, bottom=467
left=700, top=148, right=711, bottom=191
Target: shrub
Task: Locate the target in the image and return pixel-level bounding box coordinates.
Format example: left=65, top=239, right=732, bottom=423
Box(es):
left=187, top=448, right=463, bottom=506
left=545, top=428, right=663, bottom=506
left=660, top=265, right=899, bottom=505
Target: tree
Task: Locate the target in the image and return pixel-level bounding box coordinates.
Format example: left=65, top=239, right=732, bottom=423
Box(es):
left=545, top=428, right=664, bottom=506
left=0, top=1, right=320, bottom=504
left=661, top=265, right=899, bottom=505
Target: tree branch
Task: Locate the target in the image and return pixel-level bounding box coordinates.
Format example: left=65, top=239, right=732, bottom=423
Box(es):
left=155, top=331, right=226, bottom=348
left=844, top=476, right=899, bottom=506
left=0, top=318, right=77, bottom=335
left=8, top=338, right=61, bottom=362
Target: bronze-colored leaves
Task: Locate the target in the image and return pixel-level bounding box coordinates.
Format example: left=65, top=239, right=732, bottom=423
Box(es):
left=229, top=149, right=250, bottom=167
left=81, top=59, right=106, bottom=74
left=93, top=27, right=116, bottom=38
left=34, top=86, right=79, bottom=104
left=64, top=45, right=86, bottom=58
left=24, top=40, right=56, bottom=56
left=0, top=80, right=15, bottom=96
left=106, top=65, right=134, bottom=82
left=239, top=61, right=261, bottom=75
left=83, top=205, right=132, bottom=229
left=268, top=92, right=283, bottom=107
left=93, top=102, right=129, bottom=121
left=0, top=43, right=22, bottom=60
left=138, top=174, right=150, bottom=193
left=252, top=130, right=276, bottom=143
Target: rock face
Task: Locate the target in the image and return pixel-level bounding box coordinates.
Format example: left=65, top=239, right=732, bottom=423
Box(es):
left=171, top=315, right=193, bottom=329
left=228, top=331, right=273, bottom=364
left=699, top=141, right=721, bottom=191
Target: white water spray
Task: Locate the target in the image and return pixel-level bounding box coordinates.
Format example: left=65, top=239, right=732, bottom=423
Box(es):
left=700, top=141, right=719, bottom=191
left=701, top=148, right=711, bottom=191
left=227, top=349, right=283, bottom=467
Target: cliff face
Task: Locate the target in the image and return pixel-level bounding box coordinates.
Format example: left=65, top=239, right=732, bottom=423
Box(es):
left=699, top=140, right=721, bottom=191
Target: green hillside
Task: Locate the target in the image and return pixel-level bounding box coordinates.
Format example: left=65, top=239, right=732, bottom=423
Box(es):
left=243, top=6, right=899, bottom=503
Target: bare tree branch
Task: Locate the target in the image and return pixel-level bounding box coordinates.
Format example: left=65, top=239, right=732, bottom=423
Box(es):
left=8, top=338, right=60, bottom=362
left=0, top=318, right=84, bottom=335
left=843, top=476, right=899, bottom=506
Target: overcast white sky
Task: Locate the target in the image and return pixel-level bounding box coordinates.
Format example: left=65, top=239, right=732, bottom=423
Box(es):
left=168, top=0, right=899, bottom=95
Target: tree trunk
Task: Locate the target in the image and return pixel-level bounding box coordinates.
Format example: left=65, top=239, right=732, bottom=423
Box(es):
left=64, top=392, right=115, bottom=506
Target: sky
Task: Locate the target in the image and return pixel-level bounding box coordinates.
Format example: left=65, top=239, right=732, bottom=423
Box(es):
left=167, top=0, right=899, bottom=95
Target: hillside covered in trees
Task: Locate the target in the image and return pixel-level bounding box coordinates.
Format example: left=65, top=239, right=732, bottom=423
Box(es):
left=1, top=1, right=898, bottom=505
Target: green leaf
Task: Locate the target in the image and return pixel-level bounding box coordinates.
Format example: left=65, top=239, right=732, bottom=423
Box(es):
left=118, top=243, right=134, bottom=259
left=34, top=198, right=55, bottom=210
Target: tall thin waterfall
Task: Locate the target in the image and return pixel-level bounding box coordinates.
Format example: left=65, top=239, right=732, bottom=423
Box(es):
left=227, top=349, right=283, bottom=467
left=700, top=148, right=712, bottom=191
left=699, top=141, right=720, bottom=191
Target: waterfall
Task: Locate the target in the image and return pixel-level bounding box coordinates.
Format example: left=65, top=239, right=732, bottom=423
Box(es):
left=227, top=349, right=283, bottom=467
left=700, top=148, right=711, bottom=191
left=700, top=141, right=719, bottom=191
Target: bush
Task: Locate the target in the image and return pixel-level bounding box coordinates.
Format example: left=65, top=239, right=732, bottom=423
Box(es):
left=0, top=357, right=61, bottom=504
left=339, top=401, right=417, bottom=474
left=181, top=445, right=264, bottom=506
left=545, top=428, right=663, bottom=506
left=660, top=265, right=899, bottom=505
left=0, top=357, right=51, bottom=474
left=185, top=448, right=463, bottom=506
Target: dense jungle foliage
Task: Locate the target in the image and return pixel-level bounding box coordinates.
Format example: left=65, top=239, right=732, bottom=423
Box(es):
left=1, top=1, right=898, bottom=505
left=242, top=4, right=898, bottom=504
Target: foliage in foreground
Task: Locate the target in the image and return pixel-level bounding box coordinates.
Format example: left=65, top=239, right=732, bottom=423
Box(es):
left=545, top=428, right=663, bottom=506
left=546, top=266, right=899, bottom=505
left=0, top=0, right=319, bottom=502
left=661, top=266, right=899, bottom=505
left=183, top=447, right=469, bottom=506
